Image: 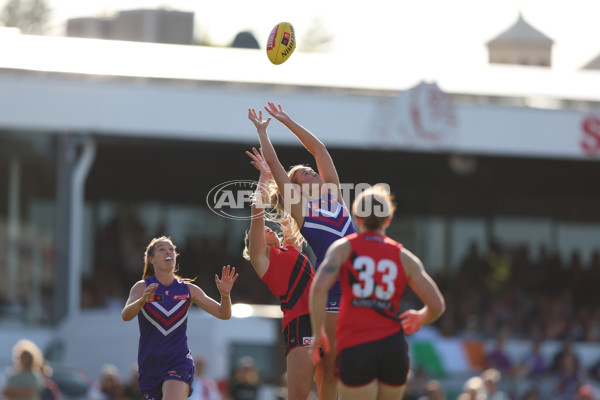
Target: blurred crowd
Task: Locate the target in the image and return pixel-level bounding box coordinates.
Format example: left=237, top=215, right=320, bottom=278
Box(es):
left=0, top=339, right=285, bottom=400
left=4, top=337, right=600, bottom=400
left=84, top=213, right=600, bottom=348
left=5, top=211, right=600, bottom=400
left=433, top=240, right=600, bottom=343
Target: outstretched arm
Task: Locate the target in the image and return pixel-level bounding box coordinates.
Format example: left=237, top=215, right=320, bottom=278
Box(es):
left=399, top=248, right=446, bottom=334
left=245, top=148, right=272, bottom=278
left=264, top=102, right=342, bottom=195
left=248, top=108, right=305, bottom=226
left=191, top=265, right=239, bottom=320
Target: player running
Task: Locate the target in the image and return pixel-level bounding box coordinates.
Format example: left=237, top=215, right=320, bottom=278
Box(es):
left=122, top=237, right=238, bottom=400
left=309, top=185, right=445, bottom=400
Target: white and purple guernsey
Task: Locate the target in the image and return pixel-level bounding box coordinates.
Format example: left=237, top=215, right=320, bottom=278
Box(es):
left=300, top=194, right=356, bottom=305
left=137, top=275, right=194, bottom=392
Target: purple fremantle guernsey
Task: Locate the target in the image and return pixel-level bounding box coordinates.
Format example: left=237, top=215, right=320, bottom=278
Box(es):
left=137, top=276, right=193, bottom=391
left=300, top=193, right=356, bottom=296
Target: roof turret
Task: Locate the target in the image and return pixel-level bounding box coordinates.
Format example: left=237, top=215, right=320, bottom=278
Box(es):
left=487, top=13, right=553, bottom=45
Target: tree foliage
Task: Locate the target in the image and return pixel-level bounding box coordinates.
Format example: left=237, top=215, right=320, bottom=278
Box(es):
left=0, top=0, right=52, bottom=35
left=299, top=16, right=335, bottom=53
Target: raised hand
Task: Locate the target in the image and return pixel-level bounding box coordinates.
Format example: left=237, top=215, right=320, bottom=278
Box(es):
left=248, top=108, right=271, bottom=133
left=215, top=265, right=239, bottom=296
left=264, top=102, right=290, bottom=123
left=245, top=147, right=271, bottom=174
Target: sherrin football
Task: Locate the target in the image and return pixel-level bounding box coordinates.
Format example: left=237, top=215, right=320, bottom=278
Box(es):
left=266, top=22, right=296, bottom=65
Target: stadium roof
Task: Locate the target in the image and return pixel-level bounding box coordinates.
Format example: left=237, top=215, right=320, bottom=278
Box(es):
left=1, top=29, right=600, bottom=103
left=584, top=53, right=600, bottom=70
left=486, top=13, right=554, bottom=45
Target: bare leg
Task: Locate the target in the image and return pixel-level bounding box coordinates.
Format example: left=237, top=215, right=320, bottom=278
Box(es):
left=376, top=382, right=404, bottom=400
left=339, top=380, right=377, bottom=400
left=286, top=347, right=315, bottom=400
left=317, top=312, right=339, bottom=400
left=162, top=380, right=190, bottom=400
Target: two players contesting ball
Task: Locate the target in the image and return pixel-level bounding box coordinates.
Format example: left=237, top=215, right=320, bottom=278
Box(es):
left=121, top=22, right=445, bottom=400
left=247, top=87, right=444, bottom=400
left=264, top=23, right=445, bottom=400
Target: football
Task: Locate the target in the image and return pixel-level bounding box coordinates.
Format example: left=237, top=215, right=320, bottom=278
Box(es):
left=266, top=22, right=296, bottom=65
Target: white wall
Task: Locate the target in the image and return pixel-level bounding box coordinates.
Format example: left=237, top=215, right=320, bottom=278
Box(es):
left=0, top=73, right=598, bottom=161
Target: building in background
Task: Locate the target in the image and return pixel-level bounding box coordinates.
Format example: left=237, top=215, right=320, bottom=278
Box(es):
left=583, top=52, right=600, bottom=70
left=486, top=12, right=554, bottom=67
left=66, top=9, right=194, bottom=45
left=2, top=11, right=600, bottom=396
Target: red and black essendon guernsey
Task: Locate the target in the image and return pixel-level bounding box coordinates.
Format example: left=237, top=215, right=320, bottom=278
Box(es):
left=261, top=246, right=314, bottom=329
left=337, top=232, right=408, bottom=351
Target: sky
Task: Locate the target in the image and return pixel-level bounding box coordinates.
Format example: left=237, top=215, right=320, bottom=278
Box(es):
left=2, top=0, right=600, bottom=72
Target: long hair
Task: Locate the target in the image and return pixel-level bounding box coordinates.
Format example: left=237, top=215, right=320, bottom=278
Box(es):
left=263, top=166, right=307, bottom=248
left=242, top=179, right=305, bottom=260
left=142, top=236, right=195, bottom=282
left=12, top=339, right=43, bottom=371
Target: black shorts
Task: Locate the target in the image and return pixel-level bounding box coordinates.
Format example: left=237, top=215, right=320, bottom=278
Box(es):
left=335, top=331, right=409, bottom=387
left=282, top=314, right=313, bottom=356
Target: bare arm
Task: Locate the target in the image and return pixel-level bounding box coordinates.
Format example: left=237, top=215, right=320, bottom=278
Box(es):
left=245, top=148, right=272, bottom=278
left=122, top=281, right=158, bottom=321
left=190, top=265, right=238, bottom=320
left=264, top=102, right=342, bottom=196
left=400, top=247, right=446, bottom=334
left=3, top=384, right=38, bottom=398
left=309, top=238, right=351, bottom=362
left=248, top=108, right=305, bottom=226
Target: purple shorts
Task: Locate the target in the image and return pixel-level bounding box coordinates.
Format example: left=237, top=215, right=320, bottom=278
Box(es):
left=139, top=364, right=195, bottom=400
left=326, top=291, right=341, bottom=312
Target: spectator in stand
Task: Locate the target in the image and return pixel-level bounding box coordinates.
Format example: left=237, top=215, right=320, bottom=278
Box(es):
left=229, top=357, right=260, bottom=400
left=480, top=368, right=509, bottom=400
left=577, top=384, right=598, bottom=400
left=123, top=365, right=143, bottom=400
left=457, top=376, right=484, bottom=400
left=554, top=352, right=584, bottom=398
left=549, top=337, right=580, bottom=373
left=404, top=368, right=430, bottom=400
left=189, top=357, right=221, bottom=400
left=541, top=250, right=564, bottom=297
left=39, top=363, right=62, bottom=400
left=417, top=380, right=446, bottom=400
left=515, top=337, right=548, bottom=380
left=274, top=372, right=287, bottom=400
left=486, top=240, right=512, bottom=294
left=519, top=389, right=541, bottom=400
left=88, top=364, right=126, bottom=400
left=568, top=250, right=590, bottom=309
left=484, top=332, right=513, bottom=376
left=586, top=351, right=600, bottom=383
left=588, top=251, right=600, bottom=306
left=458, top=241, right=490, bottom=291
left=461, top=314, right=485, bottom=340
left=2, top=339, right=45, bottom=400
